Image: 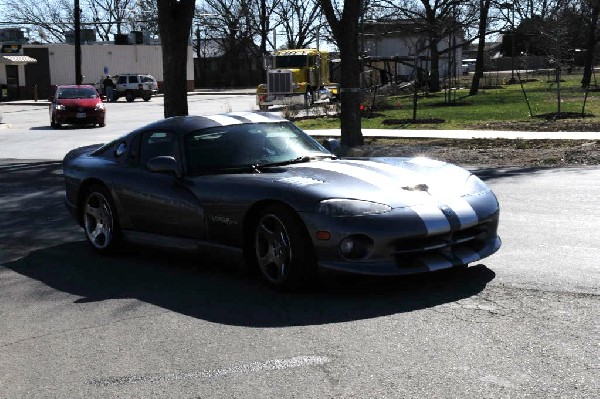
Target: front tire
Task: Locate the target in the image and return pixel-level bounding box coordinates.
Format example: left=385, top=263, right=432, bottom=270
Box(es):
left=251, top=204, right=316, bottom=290
left=142, top=93, right=151, bottom=101
left=82, top=184, right=121, bottom=253
left=51, top=117, right=61, bottom=129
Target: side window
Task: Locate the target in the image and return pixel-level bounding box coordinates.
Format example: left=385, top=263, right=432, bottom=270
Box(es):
left=117, top=76, right=127, bottom=84
left=139, top=131, right=179, bottom=168
left=128, top=75, right=138, bottom=84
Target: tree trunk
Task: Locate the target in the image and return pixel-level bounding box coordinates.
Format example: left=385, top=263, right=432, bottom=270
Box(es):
left=319, top=0, right=363, bottom=148
left=338, top=30, right=364, bottom=147
left=259, top=0, right=268, bottom=55
left=470, top=0, right=491, bottom=96
left=428, top=39, right=440, bottom=92
left=157, top=0, right=195, bottom=118
left=582, top=2, right=600, bottom=88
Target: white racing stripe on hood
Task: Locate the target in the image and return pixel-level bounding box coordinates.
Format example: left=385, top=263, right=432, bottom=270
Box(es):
left=411, top=204, right=451, bottom=234
left=302, top=161, right=422, bottom=198
left=203, top=115, right=244, bottom=126
left=227, top=112, right=278, bottom=123
left=443, top=197, right=479, bottom=228
left=342, top=159, right=423, bottom=186
left=343, top=159, right=478, bottom=228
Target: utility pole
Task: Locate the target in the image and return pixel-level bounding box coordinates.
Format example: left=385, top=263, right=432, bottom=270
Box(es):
left=74, top=0, right=82, bottom=84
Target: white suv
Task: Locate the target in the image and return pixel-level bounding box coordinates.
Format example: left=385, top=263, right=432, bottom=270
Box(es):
left=113, top=73, right=159, bottom=102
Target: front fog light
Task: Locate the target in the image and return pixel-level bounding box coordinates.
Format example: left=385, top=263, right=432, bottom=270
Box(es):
left=339, top=235, right=374, bottom=260
left=340, top=238, right=355, bottom=256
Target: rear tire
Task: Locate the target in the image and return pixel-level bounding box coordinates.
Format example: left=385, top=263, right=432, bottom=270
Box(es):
left=250, top=204, right=317, bottom=291
left=125, top=91, right=135, bottom=102
left=82, top=184, right=121, bottom=253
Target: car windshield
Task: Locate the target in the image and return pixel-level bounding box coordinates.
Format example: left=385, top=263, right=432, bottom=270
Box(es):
left=185, top=122, right=331, bottom=174
left=57, top=88, right=98, bottom=99
left=274, top=55, right=307, bottom=68
left=141, top=75, right=156, bottom=83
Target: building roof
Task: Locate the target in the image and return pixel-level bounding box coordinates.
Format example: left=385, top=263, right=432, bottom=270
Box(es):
left=0, top=55, right=37, bottom=64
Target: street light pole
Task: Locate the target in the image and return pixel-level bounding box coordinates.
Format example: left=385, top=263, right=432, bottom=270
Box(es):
left=500, top=2, right=516, bottom=84
left=510, top=5, right=515, bottom=83
left=74, top=0, right=82, bottom=84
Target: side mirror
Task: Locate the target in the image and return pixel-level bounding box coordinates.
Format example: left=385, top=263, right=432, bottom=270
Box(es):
left=147, top=156, right=182, bottom=178
left=322, top=138, right=341, bottom=156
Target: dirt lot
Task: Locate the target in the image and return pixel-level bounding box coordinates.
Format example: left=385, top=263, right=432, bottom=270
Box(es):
left=355, top=138, right=599, bottom=168
left=344, top=117, right=599, bottom=167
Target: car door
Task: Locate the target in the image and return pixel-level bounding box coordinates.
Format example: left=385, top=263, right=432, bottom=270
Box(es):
left=115, top=75, right=128, bottom=94
left=112, top=130, right=206, bottom=239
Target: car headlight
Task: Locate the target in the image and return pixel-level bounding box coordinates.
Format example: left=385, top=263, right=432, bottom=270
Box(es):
left=95, top=103, right=105, bottom=111
left=55, top=104, right=65, bottom=111
left=465, top=174, right=491, bottom=196
left=317, top=199, right=392, bottom=217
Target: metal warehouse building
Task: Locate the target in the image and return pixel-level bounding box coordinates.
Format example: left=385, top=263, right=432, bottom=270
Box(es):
left=0, top=42, right=194, bottom=101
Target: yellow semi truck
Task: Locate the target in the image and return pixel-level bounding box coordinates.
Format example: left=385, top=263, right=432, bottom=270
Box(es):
left=256, top=48, right=339, bottom=110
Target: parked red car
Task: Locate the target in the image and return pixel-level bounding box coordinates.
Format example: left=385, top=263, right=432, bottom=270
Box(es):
left=49, top=85, right=106, bottom=128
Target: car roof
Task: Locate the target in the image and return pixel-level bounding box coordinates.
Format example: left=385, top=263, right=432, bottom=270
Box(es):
left=56, top=84, right=96, bottom=89
left=135, top=112, right=288, bottom=134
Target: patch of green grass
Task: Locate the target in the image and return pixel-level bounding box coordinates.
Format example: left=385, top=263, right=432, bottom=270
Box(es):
left=295, top=73, right=599, bottom=130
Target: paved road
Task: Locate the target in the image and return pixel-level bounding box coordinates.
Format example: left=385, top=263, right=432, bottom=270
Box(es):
left=0, top=95, right=598, bottom=398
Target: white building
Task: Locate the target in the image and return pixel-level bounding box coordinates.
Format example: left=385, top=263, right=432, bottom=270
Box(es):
left=361, top=20, right=464, bottom=82
left=0, top=41, right=194, bottom=101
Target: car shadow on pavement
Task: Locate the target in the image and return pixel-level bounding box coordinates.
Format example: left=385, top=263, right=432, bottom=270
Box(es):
left=472, top=165, right=594, bottom=181
left=2, top=241, right=495, bottom=327
left=30, top=125, right=101, bottom=131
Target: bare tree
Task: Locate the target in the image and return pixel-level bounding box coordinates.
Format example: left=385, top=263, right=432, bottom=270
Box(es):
left=129, top=0, right=159, bottom=37
left=2, top=0, right=75, bottom=43
left=199, top=0, right=258, bottom=85
left=377, top=1, right=472, bottom=92
left=157, top=0, right=196, bottom=117
left=275, top=0, right=322, bottom=48
left=253, top=0, right=283, bottom=54
left=469, top=0, right=492, bottom=95
left=87, top=0, right=137, bottom=40
left=319, top=0, right=364, bottom=148
left=581, top=0, right=600, bottom=88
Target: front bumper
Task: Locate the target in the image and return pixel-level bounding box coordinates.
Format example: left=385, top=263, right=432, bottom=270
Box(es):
left=318, top=237, right=501, bottom=276
left=55, top=110, right=104, bottom=125
left=64, top=195, right=80, bottom=225
left=257, top=93, right=304, bottom=107
left=301, top=192, right=501, bottom=276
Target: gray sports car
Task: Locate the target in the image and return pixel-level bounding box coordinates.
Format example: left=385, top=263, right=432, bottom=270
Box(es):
left=63, top=112, right=501, bottom=290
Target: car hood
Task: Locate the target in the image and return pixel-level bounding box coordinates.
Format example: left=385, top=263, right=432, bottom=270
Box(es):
left=198, top=157, right=483, bottom=210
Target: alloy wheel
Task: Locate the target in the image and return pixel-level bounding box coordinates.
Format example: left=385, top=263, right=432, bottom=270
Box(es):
left=84, top=191, right=114, bottom=249
left=255, top=213, right=292, bottom=285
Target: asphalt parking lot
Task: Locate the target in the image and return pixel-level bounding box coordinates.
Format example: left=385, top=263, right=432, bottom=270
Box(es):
left=0, top=94, right=598, bottom=398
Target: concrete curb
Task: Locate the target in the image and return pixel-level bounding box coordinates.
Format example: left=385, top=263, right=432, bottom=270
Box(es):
left=306, top=129, right=600, bottom=140
left=0, top=89, right=257, bottom=107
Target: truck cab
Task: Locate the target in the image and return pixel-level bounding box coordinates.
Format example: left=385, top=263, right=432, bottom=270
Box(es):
left=257, top=49, right=339, bottom=110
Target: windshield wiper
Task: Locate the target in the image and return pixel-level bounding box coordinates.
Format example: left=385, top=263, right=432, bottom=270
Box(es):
left=251, top=154, right=336, bottom=172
